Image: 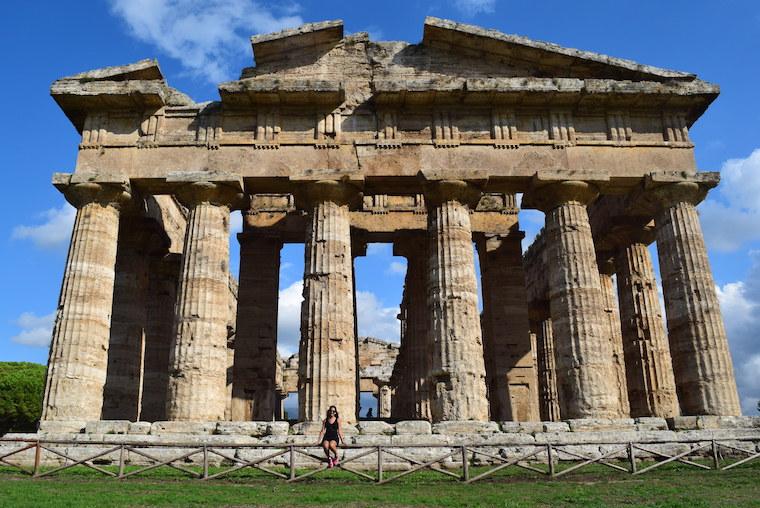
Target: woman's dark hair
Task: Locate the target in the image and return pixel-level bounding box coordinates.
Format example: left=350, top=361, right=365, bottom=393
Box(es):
left=326, top=405, right=339, bottom=420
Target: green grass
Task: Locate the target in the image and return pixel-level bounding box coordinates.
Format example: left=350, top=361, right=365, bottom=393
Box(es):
left=0, top=461, right=758, bottom=507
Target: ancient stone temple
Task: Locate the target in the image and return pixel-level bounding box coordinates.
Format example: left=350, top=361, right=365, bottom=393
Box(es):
left=42, top=17, right=741, bottom=427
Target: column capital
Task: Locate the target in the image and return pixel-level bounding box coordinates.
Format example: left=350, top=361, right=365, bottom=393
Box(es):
left=523, top=180, right=600, bottom=212
left=55, top=174, right=131, bottom=209
left=607, top=222, right=657, bottom=250
left=423, top=179, right=483, bottom=208
left=293, top=179, right=362, bottom=209
left=631, top=172, right=719, bottom=215
left=173, top=181, right=247, bottom=210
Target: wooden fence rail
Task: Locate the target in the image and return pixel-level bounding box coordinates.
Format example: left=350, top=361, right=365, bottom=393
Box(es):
left=0, top=437, right=758, bottom=483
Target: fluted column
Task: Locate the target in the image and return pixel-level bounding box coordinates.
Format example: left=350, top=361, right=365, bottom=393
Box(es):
left=140, top=253, right=181, bottom=422
left=535, top=316, right=561, bottom=421
left=394, top=236, right=432, bottom=420
left=426, top=180, right=489, bottom=422
left=598, top=260, right=631, bottom=417
left=477, top=233, right=539, bottom=421
left=297, top=181, right=359, bottom=423
left=651, top=182, right=740, bottom=415
left=378, top=384, right=392, bottom=418
left=614, top=231, right=679, bottom=417
left=232, top=233, right=281, bottom=421
left=529, top=180, right=622, bottom=419
left=42, top=179, right=131, bottom=421
left=166, top=180, right=245, bottom=421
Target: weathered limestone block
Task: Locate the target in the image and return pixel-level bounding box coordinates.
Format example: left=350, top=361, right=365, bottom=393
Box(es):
left=290, top=421, right=324, bottom=435
left=149, top=421, right=217, bottom=435
left=393, top=236, right=432, bottom=420
left=297, top=181, right=359, bottom=422
left=598, top=266, right=631, bottom=417
left=499, top=422, right=544, bottom=434
left=38, top=420, right=87, bottom=434
left=215, top=422, right=271, bottom=436
left=425, top=180, right=489, bottom=422
left=232, top=233, right=281, bottom=421
left=634, top=417, right=669, bottom=431
left=477, top=233, right=539, bottom=422
left=566, top=418, right=636, bottom=432
left=542, top=422, right=571, bottom=433
left=651, top=182, right=741, bottom=416
left=128, top=422, right=152, bottom=435
left=395, top=420, right=432, bottom=434
left=614, top=235, right=679, bottom=418
left=166, top=180, right=244, bottom=421
left=530, top=180, right=622, bottom=419
left=42, top=179, right=131, bottom=422
left=432, top=421, right=500, bottom=434
left=85, top=420, right=130, bottom=435
left=357, top=421, right=395, bottom=435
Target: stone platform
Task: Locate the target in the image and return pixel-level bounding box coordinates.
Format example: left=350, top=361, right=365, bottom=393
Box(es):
left=3, top=417, right=759, bottom=470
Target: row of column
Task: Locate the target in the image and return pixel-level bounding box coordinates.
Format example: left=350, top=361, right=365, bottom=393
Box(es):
left=42, top=176, right=740, bottom=423
left=530, top=180, right=740, bottom=419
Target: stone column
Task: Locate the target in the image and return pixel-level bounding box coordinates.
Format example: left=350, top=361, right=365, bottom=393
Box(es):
left=378, top=384, right=392, bottom=418
left=477, top=233, right=539, bottom=422
left=425, top=180, right=489, bottom=422
left=140, top=253, right=181, bottom=422
left=165, top=180, right=245, bottom=421
left=231, top=232, right=282, bottom=421
left=598, top=259, right=631, bottom=417
left=529, top=180, right=622, bottom=419
left=651, top=182, right=740, bottom=416
left=535, top=315, right=561, bottom=421
left=297, top=181, right=359, bottom=423
left=394, top=236, right=432, bottom=420
left=42, top=179, right=131, bottom=421
left=613, top=229, right=679, bottom=418
left=101, top=217, right=153, bottom=421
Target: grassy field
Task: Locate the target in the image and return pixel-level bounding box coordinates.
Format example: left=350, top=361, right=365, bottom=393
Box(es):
left=0, top=461, right=758, bottom=507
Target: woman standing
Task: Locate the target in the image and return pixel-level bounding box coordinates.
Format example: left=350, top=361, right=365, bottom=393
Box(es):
left=318, top=405, right=344, bottom=468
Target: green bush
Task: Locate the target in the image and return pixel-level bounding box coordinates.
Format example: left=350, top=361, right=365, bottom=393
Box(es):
left=0, top=362, right=46, bottom=435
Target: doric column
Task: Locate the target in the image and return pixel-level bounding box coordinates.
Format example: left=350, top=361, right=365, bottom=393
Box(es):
left=477, top=233, right=539, bottom=422
left=42, top=178, right=131, bottom=421
left=527, top=180, right=622, bottom=419
left=231, top=232, right=282, bottom=421
left=613, top=228, right=679, bottom=417
left=425, top=180, right=489, bottom=422
left=598, top=259, right=631, bottom=417
left=650, top=181, right=740, bottom=415
left=378, top=384, right=392, bottom=418
left=394, top=235, right=432, bottom=420
left=165, top=179, right=245, bottom=421
left=297, top=181, right=360, bottom=423
left=101, top=217, right=156, bottom=421
left=140, top=253, right=181, bottom=422
left=534, top=314, right=561, bottom=421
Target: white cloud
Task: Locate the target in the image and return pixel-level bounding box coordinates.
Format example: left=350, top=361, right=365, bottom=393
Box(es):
left=11, top=311, right=55, bottom=348
left=109, top=0, right=303, bottom=82
left=229, top=211, right=243, bottom=237
left=716, top=254, right=760, bottom=415
left=357, top=290, right=400, bottom=343
left=12, top=204, right=75, bottom=249
left=386, top=260, right=406, bottom=275
left=277, top=280, right=303, bottom=357
left=701, top=148, right=760, bottom=252
left=452, top=0, right=496, bottom=16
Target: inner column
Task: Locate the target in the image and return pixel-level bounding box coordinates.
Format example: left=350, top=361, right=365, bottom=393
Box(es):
left=425, top=180, right=489, bottom=422
left=297, top=181, right=359, bottom=422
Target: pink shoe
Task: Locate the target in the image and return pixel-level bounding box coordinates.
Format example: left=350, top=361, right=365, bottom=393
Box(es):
left=327, top=457, right=334, bottom=469
left=333, top=457, right=340, bottom=466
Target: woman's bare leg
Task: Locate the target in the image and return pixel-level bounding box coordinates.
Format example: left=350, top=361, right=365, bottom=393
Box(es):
left=329, top=441, right=338, bottom=461
left=322, top=442, right=331, bottom=461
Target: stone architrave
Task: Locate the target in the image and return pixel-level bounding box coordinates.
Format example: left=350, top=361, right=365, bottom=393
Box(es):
left=613, top=228, right=679, bottom=418
left=425, top=180, right=490, bottom=422
left=140, top=253, right=181, bottom=422
left=650, top=181, right=741, bottom=416
left=598, top=260, right=631, bottom=417
left=231, top=233, right=282, bottom=421
left=297, top=181, right=360, bottom=423
left=42, top=178, right=131, bottom=421
left=477, top=233, right=539, bottom=422
left=394, top=236, right=432, bottom=420
left=528, top=180, right=622, bottom=419
left=165, top=179, right=245, bottom=421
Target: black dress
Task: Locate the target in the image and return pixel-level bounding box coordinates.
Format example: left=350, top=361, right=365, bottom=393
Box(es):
left=323, top=418, right=339, bottom=443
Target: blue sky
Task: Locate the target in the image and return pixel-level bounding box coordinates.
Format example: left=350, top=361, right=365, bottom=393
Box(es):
left=1, top=0, right=758, bottom=415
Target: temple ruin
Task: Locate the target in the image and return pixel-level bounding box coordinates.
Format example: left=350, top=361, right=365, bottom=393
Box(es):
left=41, top=17, right=741, bottom=428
